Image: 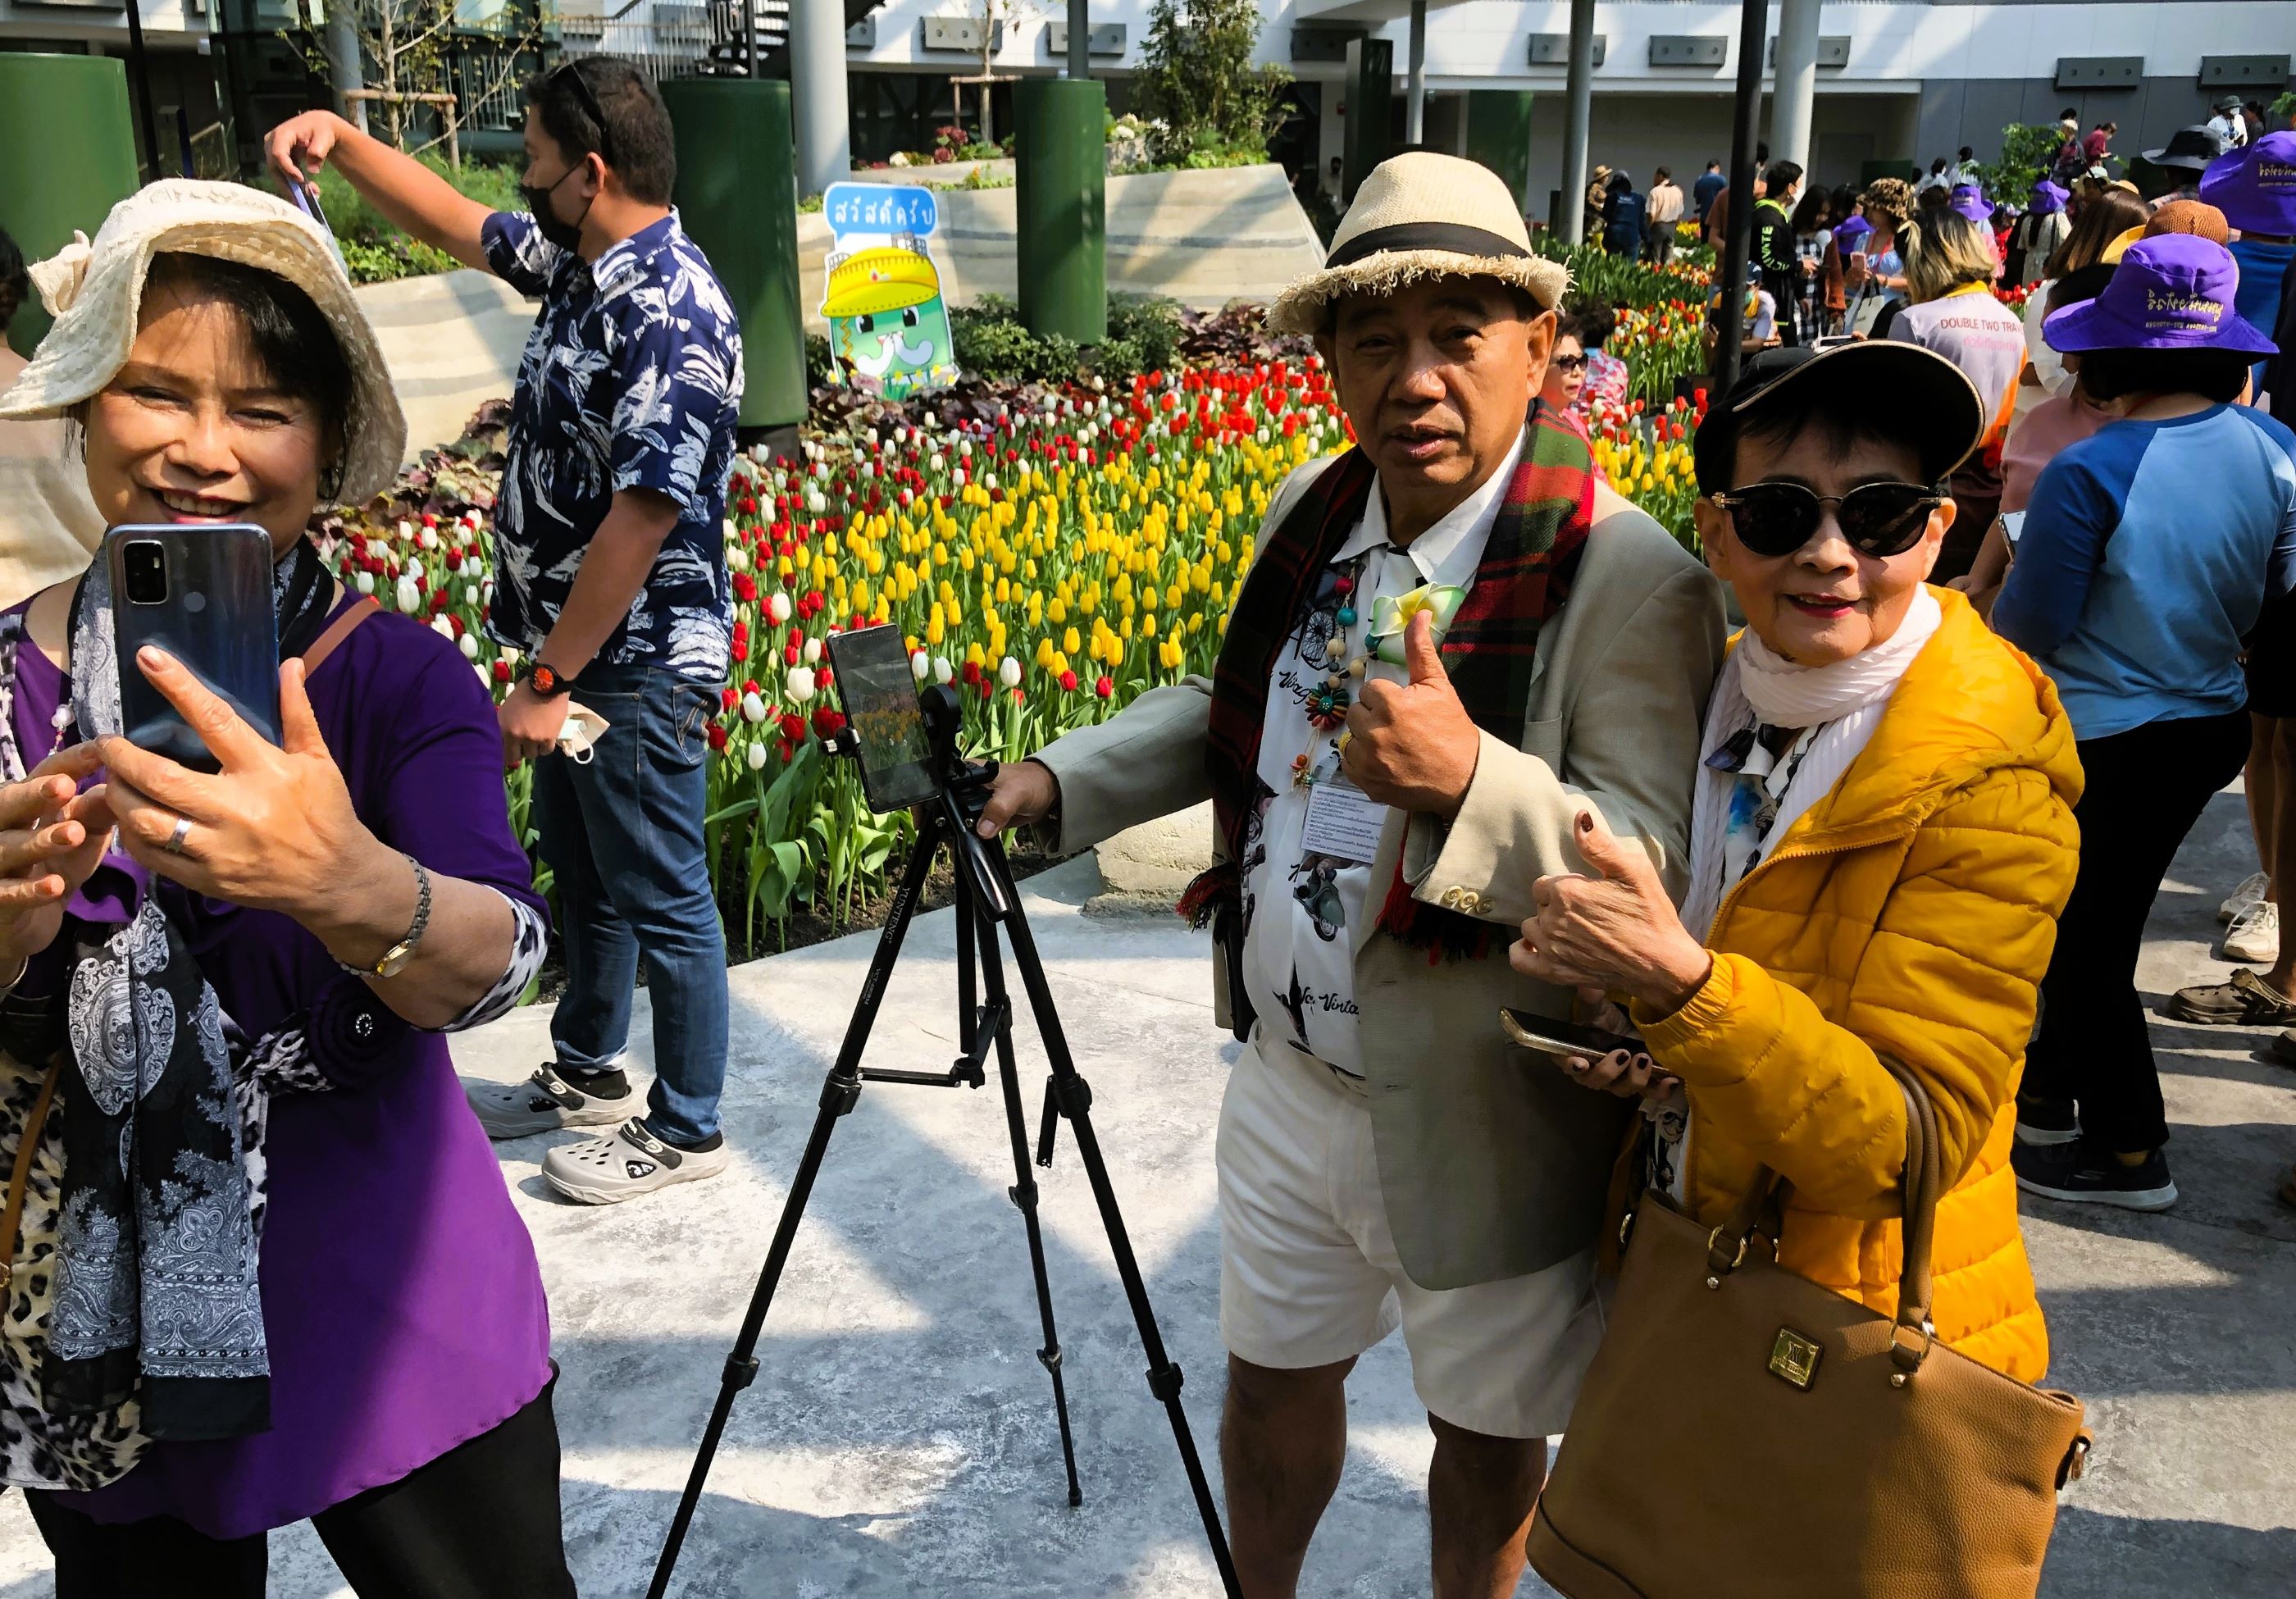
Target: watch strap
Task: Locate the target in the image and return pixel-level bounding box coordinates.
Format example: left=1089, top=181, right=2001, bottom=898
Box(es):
left=335, top=854, right=434, bottom=979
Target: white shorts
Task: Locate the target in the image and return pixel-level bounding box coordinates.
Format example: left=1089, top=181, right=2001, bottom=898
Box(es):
left=1215, top=1037, right=1605, bottom=1440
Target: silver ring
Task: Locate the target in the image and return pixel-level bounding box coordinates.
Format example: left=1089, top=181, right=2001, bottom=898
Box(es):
left=163, top=815, right=193, bottom=856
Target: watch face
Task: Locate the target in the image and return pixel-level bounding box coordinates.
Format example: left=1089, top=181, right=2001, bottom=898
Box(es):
left=532, top=666, right=557, bottom=694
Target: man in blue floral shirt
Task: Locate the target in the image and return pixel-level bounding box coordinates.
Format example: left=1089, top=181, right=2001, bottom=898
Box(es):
left=269, top=59, right=744, bottom=1201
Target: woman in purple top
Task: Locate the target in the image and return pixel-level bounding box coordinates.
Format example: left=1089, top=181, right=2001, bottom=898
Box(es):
left=0, top=183, right=569, bottom=1592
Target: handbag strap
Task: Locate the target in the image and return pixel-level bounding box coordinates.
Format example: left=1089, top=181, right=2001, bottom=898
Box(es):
left=0, top=1059, right=62, bottom=1288
left=301, top=595, right=380, bottom=679
left=1706, top=1053, right=1947, bottom=1374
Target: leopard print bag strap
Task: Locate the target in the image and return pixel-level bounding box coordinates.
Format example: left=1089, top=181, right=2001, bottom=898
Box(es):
left=0, top=1058, right=61, bottom=1292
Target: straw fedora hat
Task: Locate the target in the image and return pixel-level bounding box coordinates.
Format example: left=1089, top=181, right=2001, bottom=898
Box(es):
left=0, top=178, right=406, bottom=505
left=1269, top=152, right=1569, bottom=335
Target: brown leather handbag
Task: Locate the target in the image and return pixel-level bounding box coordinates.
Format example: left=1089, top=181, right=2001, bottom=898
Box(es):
left=1526, top=1058, right=2092, bottom=1599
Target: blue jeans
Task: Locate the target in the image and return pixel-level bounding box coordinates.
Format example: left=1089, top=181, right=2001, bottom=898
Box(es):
left=531, top=663, right=729, bottom=1144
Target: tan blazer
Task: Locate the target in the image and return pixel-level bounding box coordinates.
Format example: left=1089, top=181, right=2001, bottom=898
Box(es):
left=1036, top=458, right=1726, bottom=1290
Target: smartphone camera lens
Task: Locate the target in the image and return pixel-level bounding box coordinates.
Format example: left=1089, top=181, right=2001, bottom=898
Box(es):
left=121, top=541, right=169, bottom=606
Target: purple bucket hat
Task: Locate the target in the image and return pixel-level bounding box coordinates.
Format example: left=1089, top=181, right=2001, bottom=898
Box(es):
left=2029, top=179, right=2069, bottom=215
left=2042, top=233, right=2277, bottom=355
left=2198, top=130, right=2296, bottom=237
left=1832, top=214, right=1874, bottom=250
left=1950, top=184, right=1992, bottom=225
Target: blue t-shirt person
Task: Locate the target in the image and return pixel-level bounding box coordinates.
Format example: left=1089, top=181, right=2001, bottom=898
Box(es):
left=1692, top=169, right=1727, bottom=222
left=1993, top=404, right=2296, bottom=740
left=481, top=209, right=744, bottom=682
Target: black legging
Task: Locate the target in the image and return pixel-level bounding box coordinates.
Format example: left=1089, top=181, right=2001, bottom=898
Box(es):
left=26, top=1378, right=577, bottom=1599
left=2022, top=708, right=2253, bottom=1152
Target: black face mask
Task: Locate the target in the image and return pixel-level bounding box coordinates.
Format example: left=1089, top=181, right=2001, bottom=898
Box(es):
left=521, top=162, right=593, bottom=253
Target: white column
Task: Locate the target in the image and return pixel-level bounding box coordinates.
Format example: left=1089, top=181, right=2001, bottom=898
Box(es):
left=1559, top=0, right=1595, bottom=243
left=790, top=0, right=853, bottom=198
left=1405, top=0, right=1427, bottom=144
left=1770, top=0, right=1821, bottom=175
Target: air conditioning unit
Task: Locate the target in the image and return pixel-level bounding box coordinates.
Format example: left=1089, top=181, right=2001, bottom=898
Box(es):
left=1046, top=21, right=1125, bottom=57
left=1649, top=35, right=1728, bottom=70
left=1527, top=34, right=1605, bottom=68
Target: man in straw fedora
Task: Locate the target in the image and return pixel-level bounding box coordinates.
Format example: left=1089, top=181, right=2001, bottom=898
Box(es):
left=974, top=153, right=1724, bottom=1596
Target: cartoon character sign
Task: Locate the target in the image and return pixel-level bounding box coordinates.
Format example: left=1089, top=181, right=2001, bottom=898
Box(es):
left=819, top=182, right=959, bottom=398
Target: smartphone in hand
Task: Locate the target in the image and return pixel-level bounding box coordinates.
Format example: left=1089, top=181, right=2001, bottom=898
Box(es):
left=104, top=525, right=280, bottom=775
left=1499, top=1006, right=1643, bottom=1069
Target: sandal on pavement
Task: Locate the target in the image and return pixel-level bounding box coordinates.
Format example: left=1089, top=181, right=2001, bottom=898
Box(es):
left=542, top=1118, right=730, bottom=1205
left=467, top=1064, right=633, bottom=1139
left=2165, top=968, right=2296, bottom=1027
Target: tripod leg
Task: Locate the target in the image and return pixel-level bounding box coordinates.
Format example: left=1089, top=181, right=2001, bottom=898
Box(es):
left=648, top=815, right=945, bottom=1598
left=973, top=904, right=1086, bottom=1508
left=976, top=840, right=1243, bottom=1598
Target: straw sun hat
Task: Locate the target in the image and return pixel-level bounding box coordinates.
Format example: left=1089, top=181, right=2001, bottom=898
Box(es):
left=1269, top=152, right=1569, bottom=335
left=0, top=178, right=406, bottom=504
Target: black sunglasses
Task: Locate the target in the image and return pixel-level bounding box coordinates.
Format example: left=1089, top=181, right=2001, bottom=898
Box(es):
left=551, top=61, right=617, bottom=168
left=1709, top=481, right=1945, bottom=559
left=1551, top=353, right=1588, bottom=372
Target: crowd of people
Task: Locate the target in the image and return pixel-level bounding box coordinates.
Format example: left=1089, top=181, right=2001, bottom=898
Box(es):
left=0, top=53, right=2288, bottom=1596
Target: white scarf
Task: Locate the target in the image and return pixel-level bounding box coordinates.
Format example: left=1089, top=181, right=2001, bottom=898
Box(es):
left=1679, top=587, right=1942, bottom=941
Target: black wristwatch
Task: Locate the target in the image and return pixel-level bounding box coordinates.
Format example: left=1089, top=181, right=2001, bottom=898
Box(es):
left=522, top=661, right=577, bottom=698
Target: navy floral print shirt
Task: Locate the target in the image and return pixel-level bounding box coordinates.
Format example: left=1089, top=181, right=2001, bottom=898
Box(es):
left=481, top=210, right=744, bottom=681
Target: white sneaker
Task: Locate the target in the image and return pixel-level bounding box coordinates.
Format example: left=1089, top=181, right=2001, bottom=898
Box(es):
left=2224, top=900, right=2280, bottom=965
left=2220, top=870, right=2271, bottom=923
left=466, top=1064, right=633, bottom=1140
left=542, top=1118, right=730, bottom=1204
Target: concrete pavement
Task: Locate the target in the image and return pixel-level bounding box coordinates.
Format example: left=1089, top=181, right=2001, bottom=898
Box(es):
left=0, top=786, right=2287, bottom=1595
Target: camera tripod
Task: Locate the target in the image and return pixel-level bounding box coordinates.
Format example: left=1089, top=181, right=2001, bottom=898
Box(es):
left=648, top=692, right=1241, bottom=1598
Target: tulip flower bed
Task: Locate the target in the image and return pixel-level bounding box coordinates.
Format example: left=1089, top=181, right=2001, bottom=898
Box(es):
left=326, top=345, right=1711, bottom=954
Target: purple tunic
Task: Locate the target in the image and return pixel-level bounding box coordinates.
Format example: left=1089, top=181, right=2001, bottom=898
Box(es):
left=10, top=597, right=554, bottom=1539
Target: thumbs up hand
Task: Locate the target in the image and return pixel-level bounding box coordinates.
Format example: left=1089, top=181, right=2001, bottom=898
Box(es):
left=1510, top=810, right=1714, bottom=1016
left=1339, top=610, right=1480, bottom=818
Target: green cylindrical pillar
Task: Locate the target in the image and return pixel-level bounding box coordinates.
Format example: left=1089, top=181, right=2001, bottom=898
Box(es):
left=1016, top=77, right=1107, bottom=345
left=1465, top=90, right=1534, bottom=214
left=660, top=78, right=807, bottom=435
left=0, top=55, right=140, bottom=357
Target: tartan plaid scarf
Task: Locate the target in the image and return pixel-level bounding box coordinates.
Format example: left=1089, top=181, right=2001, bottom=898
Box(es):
left=1179, top=401, right=1598, bottom=959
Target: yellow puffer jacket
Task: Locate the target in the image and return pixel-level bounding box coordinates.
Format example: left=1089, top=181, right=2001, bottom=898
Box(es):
left=1634, top=589, right=2081, bottom=1385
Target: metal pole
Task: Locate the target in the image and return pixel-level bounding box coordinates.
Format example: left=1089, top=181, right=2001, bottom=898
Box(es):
left=1713, top=0, right=1767, bottom=398
left=122, top=0, right=162, bottom=181
left=1558, top=0, right=1594, bottom=244
left=789, top=0, right=852, bottom=196
left=1067, top=0, right=1088, bottom=80
left=745, top=0, right=757, bottom=83
left=324, top=1, right=367, bottom=130
left=1771, top=0, right=1821, bottom=175
left=1405, top=0, right=1426, bottom=145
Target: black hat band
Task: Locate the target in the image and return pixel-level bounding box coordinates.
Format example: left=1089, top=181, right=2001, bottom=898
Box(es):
left=1325, top=222, right=1536, bottom=271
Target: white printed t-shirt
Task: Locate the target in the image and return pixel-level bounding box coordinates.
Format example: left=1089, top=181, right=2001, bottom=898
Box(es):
left=1237, top=430, right=1526, bottom=1077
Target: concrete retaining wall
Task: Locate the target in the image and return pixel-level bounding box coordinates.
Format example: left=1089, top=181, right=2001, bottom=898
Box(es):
left=351, top=164, right=1323, bottom=457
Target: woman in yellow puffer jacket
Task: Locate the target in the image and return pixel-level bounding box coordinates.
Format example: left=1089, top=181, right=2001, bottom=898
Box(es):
left=1512, top=340, right=2080, bottom=1384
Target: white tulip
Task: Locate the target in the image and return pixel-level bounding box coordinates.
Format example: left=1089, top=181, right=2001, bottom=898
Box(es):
left=930, top=453, right=946, bottom=474
left=430, top=614, right=454, bottom=640
left=458, top=632, right=479, bottom=660
left=932, top=656, right=953, bottom=684
left=396, top=520, right=413, bottom=540
left=354, top=571, right=375, bottom=596
left=367, top=537, right=391, bottom=563
left=786, top=666, right=817, bottom=703
left=463, top=583, right=481, bottom=606
left=805, top=489, right=826, bottom=514
left=984, top=472, right=998, bottom=490
left=746, top=741, right=769, bottom=771
left=723, top=518, right=739, bottom=543
left=418, top=526, right=439, bottom=550
left=474, top=662, right=490, bottom=687
left=395, top=576, right=421, bottom=613
left=727, top=546, right=748, bottom=572
left=803, top=636, right=822, bottom=664
left=768, top=592, right=792, bottom=625
left=959, top=440, right=973, bottom=458
left=741, top=691, right=768, bottom=723
left=910, top=649, right=931, bottom=681
left=998, top=656, right=1022, bottom=689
